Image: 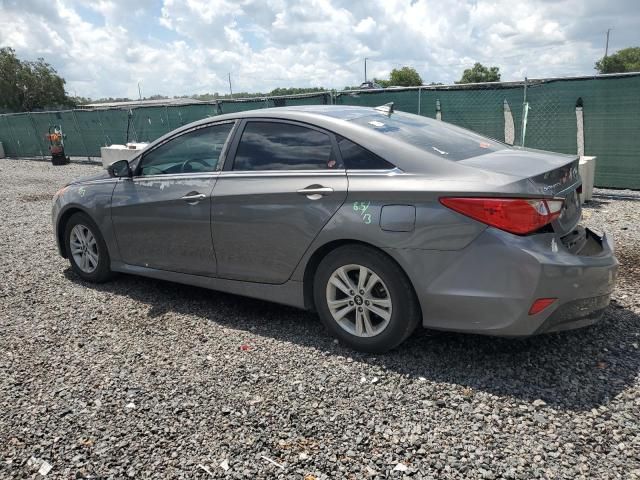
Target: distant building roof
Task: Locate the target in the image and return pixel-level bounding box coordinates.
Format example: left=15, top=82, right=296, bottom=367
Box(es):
left=80, top=98, right=205, bottom=109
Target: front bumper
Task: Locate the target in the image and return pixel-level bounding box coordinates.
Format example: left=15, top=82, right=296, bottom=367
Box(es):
left=391, top=226, right=618, bottom=336
left=52, top=194, right=66, bottom=257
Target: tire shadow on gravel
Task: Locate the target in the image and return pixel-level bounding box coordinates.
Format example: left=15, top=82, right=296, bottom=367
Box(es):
left=64, top=269, right=640, bottom=412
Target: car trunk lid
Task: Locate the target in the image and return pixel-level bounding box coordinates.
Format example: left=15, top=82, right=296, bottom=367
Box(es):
left=459, top=148, right=581, bottom=235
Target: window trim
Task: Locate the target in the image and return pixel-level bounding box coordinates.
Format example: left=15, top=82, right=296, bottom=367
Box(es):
left=134, top=120, right=238, bottom=177
left=222, top=118, right=344, bottom=172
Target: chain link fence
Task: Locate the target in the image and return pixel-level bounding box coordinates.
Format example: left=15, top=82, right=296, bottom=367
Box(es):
left=0, top=74, right=638, bottom=188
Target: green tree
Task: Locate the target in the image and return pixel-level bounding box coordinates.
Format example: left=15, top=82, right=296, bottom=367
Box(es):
left=146, top=94, right=170, bottom=100
left=0, top=47, right=73, bottom=112
left=595, top=47, right=640, bottom=73
left=0, top=47, right=22, bottom=112
left=388, top=66, right=423, bottom=86
left=269, top=87, right=326, bottom=96
left=457, top=63, right=501, bottom=83
left=373, top=78, right=391, bottom=88
left=70, top=95, right=93, bottom=105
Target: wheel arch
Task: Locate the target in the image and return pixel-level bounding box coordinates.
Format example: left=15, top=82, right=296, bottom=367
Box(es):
left=56, top=206, right=92, bottom=258
left=302, top=239, right=420, bottom=315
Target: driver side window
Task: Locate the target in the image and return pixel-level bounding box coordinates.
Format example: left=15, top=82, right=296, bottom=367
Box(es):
left=139, top=122, right=234, bottom=176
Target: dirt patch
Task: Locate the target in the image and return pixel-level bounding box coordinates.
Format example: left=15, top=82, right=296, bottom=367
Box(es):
left=20, top=193, right=53, bottom=202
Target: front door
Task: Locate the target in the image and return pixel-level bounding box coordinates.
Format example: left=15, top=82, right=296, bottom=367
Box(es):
left=111, top=122, right=235, bottom=276
left=211, top=120, right=348, bottom=284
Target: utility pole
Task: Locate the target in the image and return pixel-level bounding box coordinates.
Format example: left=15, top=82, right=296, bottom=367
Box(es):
left=604, top=28, right=611, bottom=58
left=364, top=58, right=368, bottom=83
left=228, top=73, right=233, bottom=98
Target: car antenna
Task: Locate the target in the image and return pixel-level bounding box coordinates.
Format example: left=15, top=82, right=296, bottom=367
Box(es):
left=374, top=102, right=394, bottom=116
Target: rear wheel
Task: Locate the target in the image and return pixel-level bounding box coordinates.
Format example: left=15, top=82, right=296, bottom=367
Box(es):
left=64, top=212, right=113, bottom=283
left=314, top=245, right=420, bottom=353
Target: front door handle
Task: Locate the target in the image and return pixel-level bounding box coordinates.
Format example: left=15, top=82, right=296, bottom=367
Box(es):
left=297, top=185, right=334, bottom=200
left=181, top=192, right=206, bottom=203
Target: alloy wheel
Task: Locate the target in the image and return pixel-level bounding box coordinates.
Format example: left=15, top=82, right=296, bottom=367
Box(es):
left=70, top=224, right=99, bottom=273
left=325, top=264, right=393, bottom=337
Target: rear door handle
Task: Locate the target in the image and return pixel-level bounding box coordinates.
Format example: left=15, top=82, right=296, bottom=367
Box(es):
left=297, top=185, right=334, bottom=199
left=181, top=192, right=206, bottom=203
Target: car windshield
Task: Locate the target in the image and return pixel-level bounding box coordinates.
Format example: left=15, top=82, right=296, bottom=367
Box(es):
left=349, top=111, right=507, bottom=161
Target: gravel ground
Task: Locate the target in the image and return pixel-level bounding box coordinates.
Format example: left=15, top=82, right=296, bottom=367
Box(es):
left=1, top=159, right=638, bottom=479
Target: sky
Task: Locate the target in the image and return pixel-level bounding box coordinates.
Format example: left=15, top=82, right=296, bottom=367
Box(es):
left=0, top=0, right=638, bottom=99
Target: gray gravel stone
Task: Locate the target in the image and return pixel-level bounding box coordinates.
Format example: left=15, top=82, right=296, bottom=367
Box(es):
left=0, top=160, right=639, bottom=479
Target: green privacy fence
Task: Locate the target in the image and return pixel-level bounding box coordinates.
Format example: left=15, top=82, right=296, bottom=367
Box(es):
left=1, top=74, right=639, bottom=188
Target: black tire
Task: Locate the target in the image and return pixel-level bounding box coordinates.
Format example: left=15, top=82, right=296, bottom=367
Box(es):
left=64, top=212, right=113, bottom=283
left=313, top=245, right=421, bottom=353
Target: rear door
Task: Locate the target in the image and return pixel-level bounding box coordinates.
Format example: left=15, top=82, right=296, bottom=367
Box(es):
left=211, top=119, right=348, bottom=284
left=111, top=121, right=235, bottom=276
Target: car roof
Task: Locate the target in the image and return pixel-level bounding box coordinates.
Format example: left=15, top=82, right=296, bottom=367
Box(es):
left=229, top=105, right=383, bottom=121
left=162, top=105, right=390, bottom=135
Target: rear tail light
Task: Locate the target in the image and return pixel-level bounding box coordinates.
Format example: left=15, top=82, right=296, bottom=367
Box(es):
left=529, top=298, right=557, bottom=315
left=439, top=197, right=565, bottom=235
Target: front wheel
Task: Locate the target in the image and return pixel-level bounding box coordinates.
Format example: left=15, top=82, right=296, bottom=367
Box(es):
left=314, top=245, right=421, bottom=353
left=64, top=212, right=113, bottom=283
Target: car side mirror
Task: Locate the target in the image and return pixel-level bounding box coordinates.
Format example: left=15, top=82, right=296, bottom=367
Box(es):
left=108, top=159, right=132, bottom=178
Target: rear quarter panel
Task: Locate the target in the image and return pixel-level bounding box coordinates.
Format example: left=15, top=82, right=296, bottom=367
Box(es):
left=290, top=172, right=491, bottom=283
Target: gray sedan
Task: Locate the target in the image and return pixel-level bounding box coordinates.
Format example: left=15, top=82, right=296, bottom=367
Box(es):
left=52, top=105, right=618, bottom=352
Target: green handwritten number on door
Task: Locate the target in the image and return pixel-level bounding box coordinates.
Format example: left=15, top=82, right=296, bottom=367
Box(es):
left=352, top=202, right=372, bottom=224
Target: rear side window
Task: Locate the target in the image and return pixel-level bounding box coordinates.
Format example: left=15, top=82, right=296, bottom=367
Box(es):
left=337, top=136, right=394, bottom=169
left=233, top=121, right=337, bottom=171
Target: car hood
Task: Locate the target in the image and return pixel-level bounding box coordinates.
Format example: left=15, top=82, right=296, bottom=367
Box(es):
left=70, top=171, right=112, bottom=185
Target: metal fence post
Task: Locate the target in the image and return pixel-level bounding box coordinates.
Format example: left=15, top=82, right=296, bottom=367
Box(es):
left=575, top=97, right=584, bottom=157
left=95, top=109, right=110, bottom=145
left=503, top=100, right=515, bottom=145
left=165, top=105, right=172, bottom=130
left=72, top=110, right=91, bottom=159
left=520, top=77, right=528, bottom=147
left=417, top=87, right=421, bottom=115
left=27, top=112, right=46, bottom=159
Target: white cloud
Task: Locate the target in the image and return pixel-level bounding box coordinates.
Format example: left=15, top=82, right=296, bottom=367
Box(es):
left=0, top=0, right=638, bottom=98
